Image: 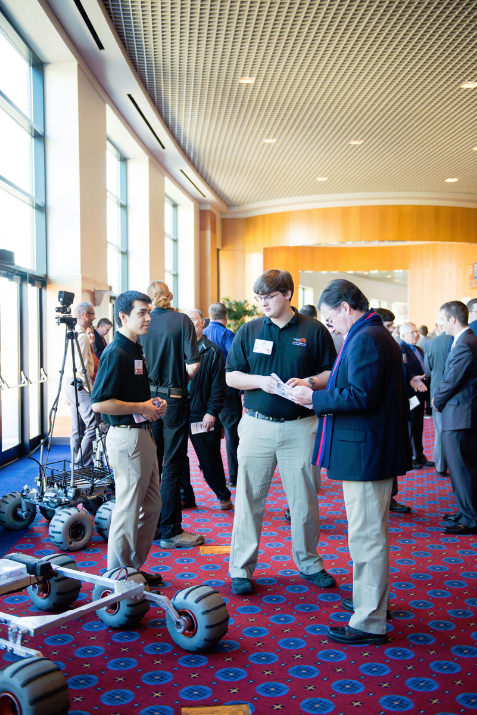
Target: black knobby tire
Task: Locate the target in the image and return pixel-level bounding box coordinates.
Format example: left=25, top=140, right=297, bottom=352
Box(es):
left=92, top=567, right=150, bottom=628
left=49, top=507, right=93, bottom=551
left=166, top=584, right=229, bottom=652
left=27, top=553, right=81, bottom=611
left=0, top=492, right=36, bottom=531
left=39, top=506, right=55, bottom=522
left=94, top=499, right=115, bottom=540
left=0, top=655, right=69, bottom=715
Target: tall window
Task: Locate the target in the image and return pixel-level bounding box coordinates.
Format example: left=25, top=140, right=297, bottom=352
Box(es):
left=106, top=140, right=128, bottom=294
left=165, top=196, right=178, bottom=302
left=0, top=9, right=45, bottom=272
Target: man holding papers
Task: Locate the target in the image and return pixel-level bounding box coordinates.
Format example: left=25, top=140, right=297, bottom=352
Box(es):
left=226, top=269, right=336, bottom=595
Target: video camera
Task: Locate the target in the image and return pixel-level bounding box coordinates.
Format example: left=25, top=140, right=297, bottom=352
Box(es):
left=55, top=290, right=77, bottom=328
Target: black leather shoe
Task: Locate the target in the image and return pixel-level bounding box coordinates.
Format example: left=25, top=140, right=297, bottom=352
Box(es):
left=389, top=498, right=411, bottom=513
left=300, top=570, right=336, bottom=588
left=181, top=501, right=197, bottom=509
left=284, top=508, right=291, bottom=522
left=231, top=577, right=254, bottom=594
left=422, top=460, right=435, bottom=467
left=327, top=625, right=386, bottom=645
left=444, top=524, right=477, bottom=535
left=341, top=597, right=391, bottom=619
left=442, top=512, right=460, bottom=522
left=140, top=571, right=163, bottom=588
left=412, top=462, right=423, bottom=470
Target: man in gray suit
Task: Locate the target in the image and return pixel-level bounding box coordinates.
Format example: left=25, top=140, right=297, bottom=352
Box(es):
left=433, top=301, right=477, bottom=535
left=424, top=325, right=452, bottom=476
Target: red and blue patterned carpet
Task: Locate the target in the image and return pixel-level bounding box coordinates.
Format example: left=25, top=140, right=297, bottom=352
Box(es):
left=1, top=419, right=477, bottom=715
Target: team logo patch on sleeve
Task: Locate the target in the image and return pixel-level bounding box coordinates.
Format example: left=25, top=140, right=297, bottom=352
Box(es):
left=292, top=337, right=307, bottom=347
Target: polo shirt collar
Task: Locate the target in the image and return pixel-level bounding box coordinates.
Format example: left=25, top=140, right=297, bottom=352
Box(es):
left=114, top=331, right=142, bottom=354
left=263, top=307, right=299, bottom=328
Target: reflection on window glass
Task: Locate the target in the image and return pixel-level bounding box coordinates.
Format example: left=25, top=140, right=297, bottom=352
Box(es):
left=107, top=244, right=121, bottom=295
left=28, top=284, right=40, bottom=438
left=0, top=276, right=20, bottom=450
left=164, top=197, right=178, bottom=303
left=0, top=29, right=30, bottom=117
left=106, top=140, right=127, bottom=293
left=0, top=109, right=33, bottom=192
left=0, top=187, right=34, bottom=268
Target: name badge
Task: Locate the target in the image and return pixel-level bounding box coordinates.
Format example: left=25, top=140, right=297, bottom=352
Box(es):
left=134, top=359, right=143, bottom=375
left=253, top=339, right=273, bottom=355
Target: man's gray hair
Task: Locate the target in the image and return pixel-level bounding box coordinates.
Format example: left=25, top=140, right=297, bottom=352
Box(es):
left=209, top=302, right=227, bottom=321
left=399, top=321, right=416, bottom=338
left=74, top=302, right=93, bottom=317
left=188, top=308, right=204, bottom=320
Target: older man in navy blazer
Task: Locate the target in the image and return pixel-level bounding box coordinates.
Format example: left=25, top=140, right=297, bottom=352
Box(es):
left=433, top=301, right=477, bottom=535
left=292, top=279, right=410, bottom=645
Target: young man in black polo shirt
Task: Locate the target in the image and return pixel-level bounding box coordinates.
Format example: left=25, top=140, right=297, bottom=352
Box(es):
left=226, top=269, right=337, bottom=595
left=91, top=291, right=167, bottom=587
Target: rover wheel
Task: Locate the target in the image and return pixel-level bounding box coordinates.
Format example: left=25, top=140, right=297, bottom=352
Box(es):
left=27, top=553, right=81, bottom=611
left=0, top=656, right=69, bottom=714
left=0, top=492, right=36, bottom=530
left=166, top=584, right=229, bottom=652
left=93, top=566, right=149, bottom=628
left=49, top=507, right=93, bottom=551
left=94, top=499, right=115, bottom=540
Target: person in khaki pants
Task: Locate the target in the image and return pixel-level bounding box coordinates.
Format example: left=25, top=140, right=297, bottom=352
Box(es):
left=292, top=279, right=411, bottom=646
left=226, top=269, right=336, bottom=596
left=91, top=290, right=167, bottom=588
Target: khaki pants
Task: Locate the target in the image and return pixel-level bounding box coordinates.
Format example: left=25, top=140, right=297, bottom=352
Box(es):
left=343, top=478, right=393, bottom=634
left=106, top=426, right=161, bottom=571
left=229, top=414, right=323, bottom=579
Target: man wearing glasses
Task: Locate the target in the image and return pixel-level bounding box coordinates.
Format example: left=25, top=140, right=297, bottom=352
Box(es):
left=226, top=269, right=336, bottom=595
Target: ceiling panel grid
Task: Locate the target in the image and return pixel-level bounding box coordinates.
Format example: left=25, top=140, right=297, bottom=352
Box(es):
left=102, top=0, right=477, bottom=206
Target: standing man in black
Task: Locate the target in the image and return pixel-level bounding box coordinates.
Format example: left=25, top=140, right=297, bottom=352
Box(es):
left=180, top=309, right=232, bottom=510
left=204, top=302, right=242, bottom=487
left=140, top=281, right=204, bottom=549
left=424, top=325, right=452, bottom=476
left=399, top=322, right=434, bottom=469
left=433, top=301, right=477, bottom=535
left=93, top=317, right=113, bottom=359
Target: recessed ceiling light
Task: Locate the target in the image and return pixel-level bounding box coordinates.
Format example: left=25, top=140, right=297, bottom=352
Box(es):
left=445, top=177, right=458, bottom=183
left=239, top=77, right=255, bottom=84
left=316, top=176, right=328, bottom=181
left=263, top=138, right=276, bottom=143
left=460, top=81, right=477, bottom=89
left=349, top=140, right=363, bottom=145
left=473, top=146, right=477, bottom=151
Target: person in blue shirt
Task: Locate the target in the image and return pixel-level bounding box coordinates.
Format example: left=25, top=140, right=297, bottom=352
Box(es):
left=204, top=303, right=242, bottom=487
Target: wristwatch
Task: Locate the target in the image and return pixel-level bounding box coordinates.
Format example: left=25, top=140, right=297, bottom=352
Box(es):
left=308, top=377, right=316, bottom=389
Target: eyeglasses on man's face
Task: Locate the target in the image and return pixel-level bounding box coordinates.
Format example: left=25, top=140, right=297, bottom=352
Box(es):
left=254, top=291, right=282, bottom=304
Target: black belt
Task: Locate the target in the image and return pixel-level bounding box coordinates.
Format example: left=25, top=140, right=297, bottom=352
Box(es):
left=113, top=422, right=151, bottom=430
left=245, top=408, right=303, bottom=423
left=151, top=385, right=185, bottom=399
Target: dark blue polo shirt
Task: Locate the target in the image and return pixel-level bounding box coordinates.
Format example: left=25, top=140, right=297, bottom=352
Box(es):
left=226, top=311, right=336, bottom=419
left=91, top=332, right=150, bottom=426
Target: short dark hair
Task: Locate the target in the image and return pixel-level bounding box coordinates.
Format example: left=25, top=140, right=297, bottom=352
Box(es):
left=467, top=298, right=477, bottom=312
left=318, top=279, right=369, bottom=312
left=440, top=300, right=468, bottom=325
left=375, top=307, right=395, bottom=323
left=97, top=317, right=113, bottom=328
left=209, top=302, right=227, bottom=321
left=418, top=325, right=428, bottom=336
left=253, top=269, right=294, bottom=299
left=299, top=304, right=317, bottom=318
left=114, top=290, right=151, bottom=327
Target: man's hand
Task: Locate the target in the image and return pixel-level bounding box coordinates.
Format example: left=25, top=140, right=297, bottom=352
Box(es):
left=289, top=385, right=314, bottom=406
left=410, top=375, right=427, bottom=393
left=431, top=397, right=440, bottom=412
left=260, top=376, right=279, bottom=394
left=203, top=413, right=216, bottom=431
left=286, top=377, right=309, bottom=389
left=141, top=398, right=167, bottom=421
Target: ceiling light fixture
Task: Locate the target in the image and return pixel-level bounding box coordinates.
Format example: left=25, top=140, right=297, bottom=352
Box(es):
left=316, top=176, right=328, bottom=181
left=445, top=177, right=458, bottom=182
left=460, top=81, right=477, bottom=89
left=472, top=146, right=477, bottom=151
left=239, top=77, right=255, bottom=84
left=263, top=138, right=276, bottom=143
left=349, top=140, right=363, bottom=145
